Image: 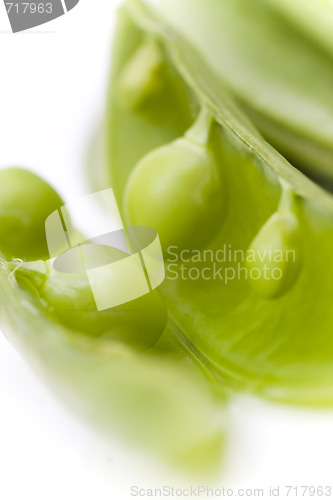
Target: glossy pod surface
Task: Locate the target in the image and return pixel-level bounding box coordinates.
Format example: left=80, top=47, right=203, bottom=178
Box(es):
left=0, top=2, right=233, bottom=475
left=160, top=0, right=333, bottom=184
left=0, top=258, right=223, bottom=474
left=2, top=0, right=333, bottom=478
left=103, top=0, right=333, bottom=404
left=0, top=200, right=224, bottom=474
left=0, top=165, right=225, bottom=473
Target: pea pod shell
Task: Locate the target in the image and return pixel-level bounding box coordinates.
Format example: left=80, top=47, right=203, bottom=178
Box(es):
left=103, top=0, right=333, bottom=404
left=160, top=0, right=333, bottom=183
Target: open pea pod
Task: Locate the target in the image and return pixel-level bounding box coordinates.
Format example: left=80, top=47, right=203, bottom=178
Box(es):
left=0, top=253, right=225, bottom=475
left=102, top=0, right=333, bottom=405
left=0, top=166, right=225, bottom=475
left=158, top=0, right=333, bottom=185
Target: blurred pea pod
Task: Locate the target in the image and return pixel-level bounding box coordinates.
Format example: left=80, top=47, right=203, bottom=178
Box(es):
left=0, top=167, right=225, bottom=476
left=158, top=0, right=333, bottom=186
left=264, top=0, right=333, bottom=55
left=96, top=0, right=333, bottom=405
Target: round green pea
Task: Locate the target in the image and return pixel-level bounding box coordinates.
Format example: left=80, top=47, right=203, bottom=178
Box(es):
left=39, top=265, right=167, bottom=351
left=0, top=168, right=63, bottom=261
left=118, top=40, right=165, bottom=111
left=246, top=212, right=302, bottom=299
left=124, top=138, right=225, bottom=251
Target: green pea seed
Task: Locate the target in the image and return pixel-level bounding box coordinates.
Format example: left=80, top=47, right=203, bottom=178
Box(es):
left=246, top=211, right=302, bottom=299
left=0, top=168, right=63, bottom=261
left=118, top=39, right=165, bottom=110
left=38, top=264, right=167, bottom=350
left=124, top=137, right=225, bottom=251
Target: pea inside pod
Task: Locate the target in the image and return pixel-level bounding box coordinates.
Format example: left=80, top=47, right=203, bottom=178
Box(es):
left=11, top=251, right=167, bottom=351
left=0, top=164, right=225, bottom=474
left=0, top=167, right=167, bottom=351
left=101, top=0, right=333, bottom=404
left=0, top=168, right=63, bottom=261
left=41, top=265, right=167, bottom=351
left=0, top=255, right=224, bottom=475
left=247, top=185, right=303, bottom=299
left=118, top=38, right=165, bottom=110
left=124, top=109, right=226, bottom=251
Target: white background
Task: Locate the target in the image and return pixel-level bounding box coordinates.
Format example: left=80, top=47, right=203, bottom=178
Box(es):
left=1, top=1, right=333, bottom=499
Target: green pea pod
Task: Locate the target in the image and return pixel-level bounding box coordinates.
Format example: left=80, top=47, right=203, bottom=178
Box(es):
left=158, top=0, right=333, bottom=185
left=0, top=254, right=225, bottom=475
left=263, top=0, right=333, bottom=56
left=0, top=166, right=226, bottom=475
left=100, top=0, right=333, bottom=405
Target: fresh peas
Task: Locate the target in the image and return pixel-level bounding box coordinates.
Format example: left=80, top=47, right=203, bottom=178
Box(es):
left=0, top=2, right=232, bottom=475
left=0, top=257, right=223, bottom=475
left=124, top=110, right=225, bottom=251
left=8, top=243, right=167, bottom=350
left=246, top=184, right=303, bottom=299
left=246, top=211, right=302, bottom=299
left=38, top=263, right=168, bottom=350
left=118, top=39, right=165, bottom=110
left=5, top=0, right=333, bottom=478
left=0, top=164, right=224, bottom=472
left=0, top=165, right=166, bottom=351
left=101, top=0, right=333, bottom=404
left=0, top=168, right=63, bottom=261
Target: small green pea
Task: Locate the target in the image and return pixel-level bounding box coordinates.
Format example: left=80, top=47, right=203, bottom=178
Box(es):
left=0, top=168, right=63, bottom=261
left=38, top=264, right=167, bottom=351
left=246, top=212, right=302, bottom=299
left=118, top=40, right=165, bottom=110
left=124, top=137, right=225, bottom=251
